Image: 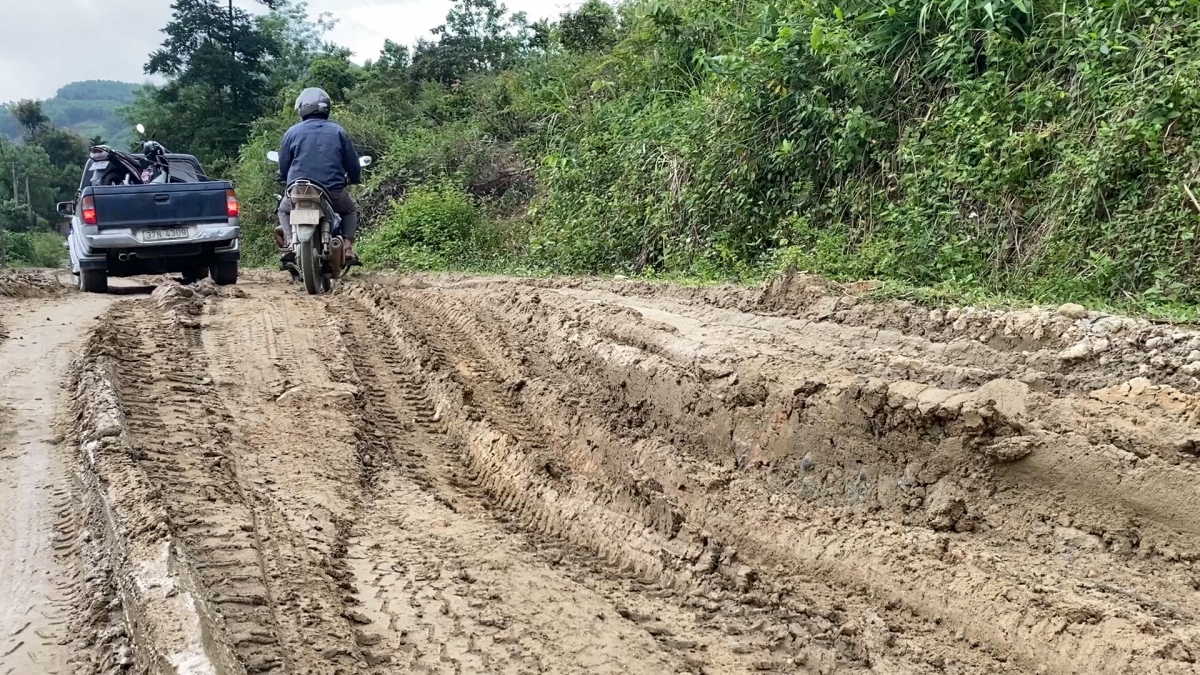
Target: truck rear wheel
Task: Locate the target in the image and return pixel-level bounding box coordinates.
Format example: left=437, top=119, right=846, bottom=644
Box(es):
left=212, top=261, right=238, bottom=286
left=79, top=269, right=108, bottom=294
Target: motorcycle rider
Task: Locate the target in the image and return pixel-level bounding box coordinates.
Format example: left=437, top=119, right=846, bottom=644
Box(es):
left=276, top=87, right=362, bottom=268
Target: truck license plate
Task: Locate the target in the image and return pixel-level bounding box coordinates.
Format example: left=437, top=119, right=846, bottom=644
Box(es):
left=142, top=228, right=188, bottom=242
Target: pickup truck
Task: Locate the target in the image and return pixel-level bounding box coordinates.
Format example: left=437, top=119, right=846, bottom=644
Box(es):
left=58, top=153, right=241, bottom=293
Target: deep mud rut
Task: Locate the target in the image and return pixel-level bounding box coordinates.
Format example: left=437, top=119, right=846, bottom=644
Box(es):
left=5, top=270, right=1200, bottom=674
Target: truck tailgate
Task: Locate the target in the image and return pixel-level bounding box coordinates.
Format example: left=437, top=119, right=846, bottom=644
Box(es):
left=89, top=183, right=230, bottom=229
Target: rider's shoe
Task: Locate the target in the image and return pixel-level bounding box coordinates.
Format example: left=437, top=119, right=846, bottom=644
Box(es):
left=280, top=251, right=300, bottom=279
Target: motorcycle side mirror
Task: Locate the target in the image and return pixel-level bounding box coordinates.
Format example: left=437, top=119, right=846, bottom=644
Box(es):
left=136, top=124, right=146, bottom=135
left=359, top=156, right=372, bottom=167
left=266, top=151, right=280, bottom=163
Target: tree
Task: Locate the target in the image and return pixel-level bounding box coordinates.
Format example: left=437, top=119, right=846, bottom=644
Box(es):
left=4, top=104, right=88, bottom=225
left=12, top=100, right=50, bottom=135
left=0, top=137, right=59, bottom=231
left=135, top=0, right=284, bottom=162
left=355, top=41, right=418, bottom=121
left=374, top=40, right=412, bottom=72
left=306, top=51, right=362, bottom=102
left=411, top=0, right=531, bottom=84
left=260, top=0, right=340, bottom=95
left=559, top=0, right=617, bottom=53
left=528, top=19, right=554, bottom=51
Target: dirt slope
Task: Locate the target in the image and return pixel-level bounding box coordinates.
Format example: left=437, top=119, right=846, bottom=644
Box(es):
left=8, top=271, right=1198, bottom=674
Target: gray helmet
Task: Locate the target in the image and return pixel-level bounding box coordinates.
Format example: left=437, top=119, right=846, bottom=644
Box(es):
left=295, top=87, right=331, bottom=119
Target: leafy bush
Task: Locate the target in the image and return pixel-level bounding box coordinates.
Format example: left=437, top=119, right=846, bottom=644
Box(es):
left=3, top=230, right=67, bottom=268
left=359, top=182, right=493, bottom=269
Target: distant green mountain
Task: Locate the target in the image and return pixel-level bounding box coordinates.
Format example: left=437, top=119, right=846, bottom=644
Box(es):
left=1, top=80, right=140, bottom=146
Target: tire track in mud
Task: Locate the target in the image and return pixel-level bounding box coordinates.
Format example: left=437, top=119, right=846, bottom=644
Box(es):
left=333, top=301, right=691, bottom=673
left=114, top=300, right=292, bottom=673
left=177, top=285, right=731, bottom=674
left=348, top=283, right=1200, bottom=672
left=335, top=294, right=903, bottom=673
left=198, top=291, right=379, bottom=674
left=101, top=291, right=376, bottom=674
left=0, top=295, right=124, bottom=675
left=363, top=278, right=1200, bottom=674
left=344, top=289, right=924, bottom=674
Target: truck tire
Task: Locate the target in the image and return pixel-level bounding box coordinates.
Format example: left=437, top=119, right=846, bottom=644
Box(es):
left=79, top=269, right=108, bottom=294
left=212, top=261, right=239, bottom=286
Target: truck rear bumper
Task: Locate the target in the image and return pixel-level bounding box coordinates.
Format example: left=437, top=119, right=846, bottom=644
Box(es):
left=72, top=223, right=240, bottom=275
left=84, top=224, right=240, bottom=250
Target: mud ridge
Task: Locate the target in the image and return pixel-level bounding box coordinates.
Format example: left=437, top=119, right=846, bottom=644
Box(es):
left=396, top=271, right=1200, bottom=396
left=70, top=303, right=227, bottom=674
left=0, top=268, right=69, bottom=299
left=78, top=281, right=823, bottom=673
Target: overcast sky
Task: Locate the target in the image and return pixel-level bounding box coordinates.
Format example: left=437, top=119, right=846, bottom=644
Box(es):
left=0, top=0, right=575, bottom=103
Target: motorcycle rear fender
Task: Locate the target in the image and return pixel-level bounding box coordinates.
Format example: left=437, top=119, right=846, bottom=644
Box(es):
left=295, top=223, right=318, bottom=244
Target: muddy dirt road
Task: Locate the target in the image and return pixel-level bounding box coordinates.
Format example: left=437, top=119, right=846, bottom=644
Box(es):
left=0, top=282, right=112, bottom=675
left=3, top=270, right=1200, bottom=674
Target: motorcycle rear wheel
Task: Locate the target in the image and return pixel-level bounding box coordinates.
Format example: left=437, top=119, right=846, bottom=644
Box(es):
left=299, top=240, right=322, bottom=295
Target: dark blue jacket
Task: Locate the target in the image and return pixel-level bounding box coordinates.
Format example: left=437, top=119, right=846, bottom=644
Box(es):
left=278, top=118, right=361, bottom=192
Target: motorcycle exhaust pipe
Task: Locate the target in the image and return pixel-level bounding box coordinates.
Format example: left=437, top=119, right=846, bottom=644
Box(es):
left=329, top=236, right=345, bottom=251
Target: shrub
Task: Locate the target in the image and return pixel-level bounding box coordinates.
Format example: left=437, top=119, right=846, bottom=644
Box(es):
left=3, top=230, right=67, bottom=268
left=358, top=182, right=493, bottom=269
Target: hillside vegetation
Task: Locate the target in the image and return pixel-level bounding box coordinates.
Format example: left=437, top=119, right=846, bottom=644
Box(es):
left=0, top=80, right=139, bottom=146
left=222, top=0, right=1200, bottom=313
left=0, top=81, right=141, bottom=267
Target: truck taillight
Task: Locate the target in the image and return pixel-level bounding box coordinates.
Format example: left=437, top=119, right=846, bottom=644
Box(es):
left=226, top=189, right=240, bottom=218
left=81, top=195, right=97, bottom=225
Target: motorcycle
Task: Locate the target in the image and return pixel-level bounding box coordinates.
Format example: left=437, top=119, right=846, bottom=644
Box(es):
left=88, top=145, right=144, bottom=186
left=267, top=150, right=372, bottom=295
left=88, top=124, right=174, bottom=186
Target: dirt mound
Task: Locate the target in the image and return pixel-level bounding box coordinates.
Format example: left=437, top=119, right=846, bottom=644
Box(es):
left=0, top=268, right=70, bottom=298
left=0, top=269, right=71, bottom=341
